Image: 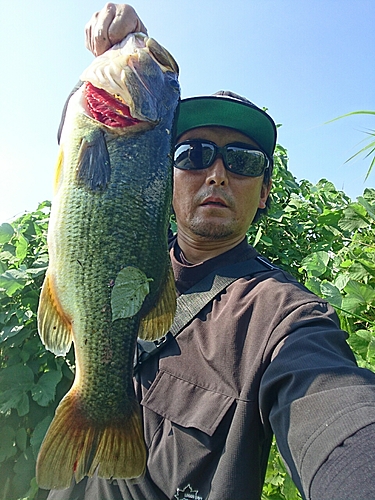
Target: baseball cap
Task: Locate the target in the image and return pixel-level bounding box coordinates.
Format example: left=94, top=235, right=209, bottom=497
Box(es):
left=174, top=90, right=277, bottom=158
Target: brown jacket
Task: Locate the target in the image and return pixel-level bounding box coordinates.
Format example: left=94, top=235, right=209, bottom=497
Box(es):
left=48, top=238, right=375, bottom=500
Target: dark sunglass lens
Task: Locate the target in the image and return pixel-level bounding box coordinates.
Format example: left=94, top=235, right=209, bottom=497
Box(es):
left=174, top=141, right=215, bottom=170
left=201, top=144, right=215, bottom=167
left=174, top=143, right=193, bottom=169
left=226, top=147, right=267, bottom=176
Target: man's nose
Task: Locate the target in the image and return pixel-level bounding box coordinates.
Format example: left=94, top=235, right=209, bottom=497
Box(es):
left=205, top=156, right=228, bottom=186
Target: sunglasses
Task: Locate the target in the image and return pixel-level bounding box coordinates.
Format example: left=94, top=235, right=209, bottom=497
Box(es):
left=173, top=139, right=269, bottom=177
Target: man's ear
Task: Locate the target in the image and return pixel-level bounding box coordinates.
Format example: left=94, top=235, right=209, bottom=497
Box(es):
left=258, top=180, right=272, bottom=209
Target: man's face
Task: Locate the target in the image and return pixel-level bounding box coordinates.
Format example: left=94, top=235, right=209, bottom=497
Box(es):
left=173, top=126, right=271, bottom=243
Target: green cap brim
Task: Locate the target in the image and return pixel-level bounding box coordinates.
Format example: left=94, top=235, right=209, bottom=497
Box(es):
left=174, top=95, right=277, bottom=158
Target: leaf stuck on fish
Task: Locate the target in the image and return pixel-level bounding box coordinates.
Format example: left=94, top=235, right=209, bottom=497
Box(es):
left=111, top=266, right=152, bottom=321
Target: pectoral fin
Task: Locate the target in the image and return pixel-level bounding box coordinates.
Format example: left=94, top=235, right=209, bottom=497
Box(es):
left=37, top=272, right=73, bottom=356
left=76, top=130, right=111, bottom=191
left=138, top=267, right=176, bottom=341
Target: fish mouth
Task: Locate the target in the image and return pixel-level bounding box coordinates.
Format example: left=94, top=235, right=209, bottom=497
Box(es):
left=80, top=34, right=179, bottom=127
left=84, top=82, right=142, bottom=128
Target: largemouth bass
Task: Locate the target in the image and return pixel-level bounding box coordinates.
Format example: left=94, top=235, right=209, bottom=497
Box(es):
left=36, top=33, right=179, bottom=490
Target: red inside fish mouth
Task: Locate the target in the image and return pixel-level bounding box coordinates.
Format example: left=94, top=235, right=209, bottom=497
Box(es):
left=84, top=82, right=141, bottom=128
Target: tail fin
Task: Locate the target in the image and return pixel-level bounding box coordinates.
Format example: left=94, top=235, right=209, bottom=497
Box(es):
left=36, top=390, right=146, bottom=490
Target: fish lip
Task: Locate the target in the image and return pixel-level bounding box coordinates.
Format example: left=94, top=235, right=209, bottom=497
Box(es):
left=200, top=196, right=229, bottom=208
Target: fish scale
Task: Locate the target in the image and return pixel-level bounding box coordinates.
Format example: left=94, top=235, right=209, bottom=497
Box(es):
left=36, top=33, right=179, bottom=489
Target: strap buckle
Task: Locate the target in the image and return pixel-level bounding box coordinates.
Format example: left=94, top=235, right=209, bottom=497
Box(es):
left=134, top=333, right=171, bottom=373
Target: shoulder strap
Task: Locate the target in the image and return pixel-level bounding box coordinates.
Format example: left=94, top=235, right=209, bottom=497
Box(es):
left=134, top=255, right=277, bottom=372
left=169, top=255, right=276, bottom=337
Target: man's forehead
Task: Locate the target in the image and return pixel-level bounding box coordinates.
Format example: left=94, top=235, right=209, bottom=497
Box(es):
left=177, top=125, right=261, bottom=148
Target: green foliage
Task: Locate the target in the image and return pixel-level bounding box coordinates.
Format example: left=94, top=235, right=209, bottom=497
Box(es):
left=0, top=202, right=74, bottom=500
left=262, top=438, right=302, bottom=500
left=1, top=142, right=375, bottom=499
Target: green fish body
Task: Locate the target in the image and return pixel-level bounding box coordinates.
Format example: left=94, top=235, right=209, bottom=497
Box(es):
left=36, top=33, right=179, bottom=490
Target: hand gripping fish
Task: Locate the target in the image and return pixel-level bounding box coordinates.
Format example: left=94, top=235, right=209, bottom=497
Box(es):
left=36, top=33, right=179, bottom=490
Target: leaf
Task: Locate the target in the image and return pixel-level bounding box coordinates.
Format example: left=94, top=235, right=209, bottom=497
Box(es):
left=0, top=223, right=14, bottom=244
left=320, top=281, right=342, bottom=308
left=344, top=280, right=375, bottom=306
left=31, top=369, right=62, bottom=407
left=357, top=258, right=375, bottom=277
left=326, top=111, right=375, bottom=180
left=328, top=111, right=375, bottom=122
left=349, top=332, right=371, bottom=360
left=15, top=234, right=28, bottom=261
left=341, top=295, right=364, bottom=314
left=281, top=473, right=301, bottom=500
left=338, top=206, right=370, bottom=232
left=15, top=427, right=27, bottom=452
left=355, top=329, right=374, bottom=342
left=253, top=226, right=263, bottom=247
left=350, top=330, right=375, bottom=365
left=0, top=268, right=27, bottom=296
left=0, top=425, right=16, bottom=462
left=260, top=235, right=273, bottom=246
left=357, top=196, right=375, bottom=221
left=0, top=364, right=34, bottom=391
left=317, top=210, right=341, bottom=227
left=30, top=415, right=53, bottom=457
left=334, top=273, right=350, bottom=291
left=111, top=266, right=151, bottom=321
left=0, top=391, right=30, bottom=416
left=0, top=364, right=34, bottom=416
left=12, top=446, right=36, bottom=498
left=300, top=251, right=330, bottom=277
left=363, top=187, right=375, bottom=203
left=347, top=262, right=370, bottom=281
left=0, top=318, right=24, bottom=343
left=340, top=259, right=353, bottom=269
left=304, top=277, right=322, bottom=296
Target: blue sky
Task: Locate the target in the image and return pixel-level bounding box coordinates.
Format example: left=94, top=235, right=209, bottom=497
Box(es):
left=0, top=0, right=374, bottom=223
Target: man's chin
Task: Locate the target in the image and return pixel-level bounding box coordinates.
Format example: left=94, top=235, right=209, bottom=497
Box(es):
left=189, top=221, right=235, bottom=240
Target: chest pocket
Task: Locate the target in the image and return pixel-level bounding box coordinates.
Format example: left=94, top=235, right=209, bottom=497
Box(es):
left=141, top=370, right=235, bottom=436
left=140, top=370, right=236, bottom=498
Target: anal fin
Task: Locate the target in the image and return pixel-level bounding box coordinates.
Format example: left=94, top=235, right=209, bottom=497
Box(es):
left=138, top=266, right=176, bottom=341
left=37, top=272, right=73, bottom=356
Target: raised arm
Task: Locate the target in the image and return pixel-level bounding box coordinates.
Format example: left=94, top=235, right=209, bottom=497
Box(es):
left=85, top=3, right=148, bottom=56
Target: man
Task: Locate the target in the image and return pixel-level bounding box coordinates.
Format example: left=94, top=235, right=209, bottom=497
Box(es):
left=48, top=4, right=375, bottom=499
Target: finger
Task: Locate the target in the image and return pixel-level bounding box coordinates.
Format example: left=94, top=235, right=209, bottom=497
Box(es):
left=108, top=4, right=148, bottom=47
left=87, top=3, right=117, bottom=56
left=135, top=18, right=148, bottom=36
left=84, top=12, right=98, bottom=53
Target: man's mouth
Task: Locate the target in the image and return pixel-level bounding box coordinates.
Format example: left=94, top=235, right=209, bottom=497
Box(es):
left=201, top=197, right=228, bottom=208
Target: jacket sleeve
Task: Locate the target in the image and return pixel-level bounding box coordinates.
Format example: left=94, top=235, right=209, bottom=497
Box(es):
left=310, top=422, right=375, bottom=499
left=259, top=299, right=375, bottom=499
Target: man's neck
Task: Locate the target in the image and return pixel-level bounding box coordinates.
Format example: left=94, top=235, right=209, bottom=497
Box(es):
left=176, top=232, right=245, bottom=264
